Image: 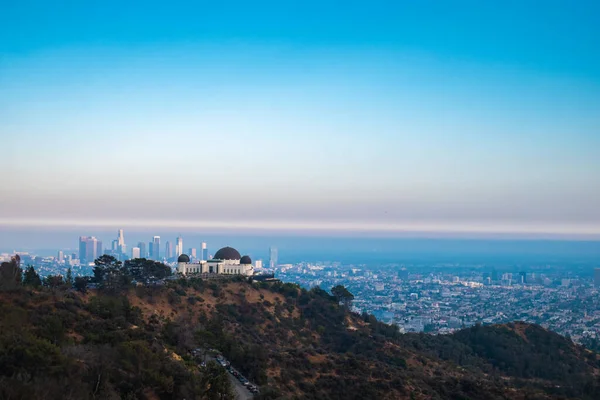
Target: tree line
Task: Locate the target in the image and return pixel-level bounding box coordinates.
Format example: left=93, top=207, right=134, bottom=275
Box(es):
left=0, top=254, right=172, bottom=293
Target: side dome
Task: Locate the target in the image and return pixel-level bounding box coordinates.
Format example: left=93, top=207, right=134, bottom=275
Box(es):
left=213, top=247, right=241, bottom=260
left=240, top=255, right=252, bottom=264
left=177, top=254, right=190, bottom=263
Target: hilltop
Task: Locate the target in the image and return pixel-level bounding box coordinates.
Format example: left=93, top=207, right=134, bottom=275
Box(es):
left=1, top=276, right=600, bottom=399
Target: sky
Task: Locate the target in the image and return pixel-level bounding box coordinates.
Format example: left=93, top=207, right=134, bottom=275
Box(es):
left=1, top=1, right=599, bottom=240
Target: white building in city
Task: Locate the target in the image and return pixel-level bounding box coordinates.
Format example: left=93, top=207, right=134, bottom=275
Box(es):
left=177, top=246, right=254, bottom=276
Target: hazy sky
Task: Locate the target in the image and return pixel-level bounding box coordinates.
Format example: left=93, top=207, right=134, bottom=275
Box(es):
left=1, top=1, right=599, bottom=238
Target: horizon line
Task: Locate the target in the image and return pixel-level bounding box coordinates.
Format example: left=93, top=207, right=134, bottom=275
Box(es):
left=1, top=217, right=599, bottom=241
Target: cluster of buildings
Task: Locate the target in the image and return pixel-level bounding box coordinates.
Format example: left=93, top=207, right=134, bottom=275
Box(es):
left=3, top=229, right=281, bottom=280
left=80, top=230, right=210, bottom=265
left=276, top=262, right=600, bottom=345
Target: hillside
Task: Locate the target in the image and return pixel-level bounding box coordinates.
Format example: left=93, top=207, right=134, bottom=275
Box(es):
left=1, top=277, right=600, bottom=399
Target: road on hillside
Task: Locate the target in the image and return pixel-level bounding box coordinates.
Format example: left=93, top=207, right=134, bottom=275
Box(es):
left=201, top=354, right=253, bottom=400
left=227, top=372, right=253, bottom=400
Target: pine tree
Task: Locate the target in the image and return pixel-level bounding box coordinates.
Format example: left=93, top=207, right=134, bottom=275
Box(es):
left=66, top=267, right=73, bottom=287
left=23, top=265, right=42, bottom=288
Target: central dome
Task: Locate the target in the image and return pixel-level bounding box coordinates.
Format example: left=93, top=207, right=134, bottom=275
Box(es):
left=213, top=246, right=241, bottom=260
left=178, top=254, right=190, bottom=263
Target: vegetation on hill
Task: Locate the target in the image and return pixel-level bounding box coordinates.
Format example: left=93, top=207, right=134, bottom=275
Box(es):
left=1, top=257, right=599, bottom=399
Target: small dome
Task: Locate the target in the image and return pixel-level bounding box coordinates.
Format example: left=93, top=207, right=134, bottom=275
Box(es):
left=213, top=247, right=241, bottom=260
left=240, top=255, right=252, bottom=264
left=178, top=254, right=190, bottom=263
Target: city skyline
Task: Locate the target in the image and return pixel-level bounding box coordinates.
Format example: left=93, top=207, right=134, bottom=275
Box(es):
left=2, top=2, right=600, bottom=238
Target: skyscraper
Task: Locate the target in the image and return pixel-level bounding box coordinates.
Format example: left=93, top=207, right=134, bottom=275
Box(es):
left=117, top=229, right=126, bottom=254
left=176, top=236, right=183, bottom=257
left=152, top=236, right=160, bottom=259
left=269, top=246, right=278, bottom=269
left=165, top=241, right=173, bottom=260
left=595, top=268, right=600, bottom=287
left=189, top=248, right=197, bottom=258
left=118, top=229, right=125, bottom=247
left=79, top=236, right=101, bottom=265
left=138, top=242, right=147, bottom=258
left=519, top=271, right=527, bottom=284
left=201, top=242, right=207, bottom=261
left=132, top=247, right=141, bottom=259
left=57, top=250, right=64, bottom=264
left=148, top=242, right=154, bottom=260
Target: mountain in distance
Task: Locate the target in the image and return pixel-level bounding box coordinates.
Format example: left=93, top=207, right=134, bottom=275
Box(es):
left=1, top=273, right=599, bottom=399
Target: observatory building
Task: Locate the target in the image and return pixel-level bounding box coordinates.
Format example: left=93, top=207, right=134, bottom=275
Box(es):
left=177, top=246, right=254, bottom=276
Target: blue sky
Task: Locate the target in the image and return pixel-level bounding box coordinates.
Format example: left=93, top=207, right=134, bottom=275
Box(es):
left=1, top=1, right=599, bottom=238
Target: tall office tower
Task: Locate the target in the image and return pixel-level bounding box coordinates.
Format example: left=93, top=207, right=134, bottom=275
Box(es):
left=118, top=229, right=125, bottom=247
left=519, top=271, right=527, bottom=284
left=201, top=242, right=207, bottom=261
left=491, top=270, right=499, bottom=281
left=148, top=242, right=154, bottom=260
left=152, top=236, right=160, bottom=259
left=57, top=251, right=64, bottom=264
left=189, top=248, right=197, bottom=258
left=269, top=246, right=278, bottom=269
left=255, top=260, right=263, bottom=269
left=79, top=236, right=87, bottom=263
left=176, top=236, right=183, bottom=257
left=115, top=229, right=125, bottom=254
left=138, top=242, right=147, bottom=258
left=131, top=247, right=141, bottom=259
left=165, top=241, right=173, bottom=260
left=79, top=236, right=100, bottom=265
left=595, top=268, right=600, bottom=287
left=96, top=240, right=103, bottom=259
left=111, top=240, right=118, bottom=251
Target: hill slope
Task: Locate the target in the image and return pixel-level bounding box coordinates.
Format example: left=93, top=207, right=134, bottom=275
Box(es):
left=1, top=277, right=599, bottom=399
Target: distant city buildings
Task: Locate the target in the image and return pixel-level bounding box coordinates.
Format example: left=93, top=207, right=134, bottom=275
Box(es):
left=78, top=236, right=102, bottom=265
left=269, top=247, right=278, bottom=269
left=137, top=242, right=147, bottom=258
left=152, top=236, right=160, bottom=260
left=201, top=242, right=207, bottom=261
left=117, top=229, right=126, bottom=254
left=132, top=247, right=141, bottom=259
left=398, top=269, right=409, bottom=280
left=165, top=241, right=173, bottom=260
left=176, top=236, right=183, bottom=257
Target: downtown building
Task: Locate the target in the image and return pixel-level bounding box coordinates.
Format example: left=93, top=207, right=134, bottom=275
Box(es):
left=79, top=236, right=102, bottom=265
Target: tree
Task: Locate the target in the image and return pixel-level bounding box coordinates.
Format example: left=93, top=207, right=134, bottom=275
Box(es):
left=93, top=255, right=122, bottom=283
left=124, top=258, right=172, bottom=282
left=44, top=275, right=64, bottom=289
left=66, top=268, right=73, bottom=287
left=0, top=256, right=23, bottom=291
left=200, top=361, right=236, bottom=400
left=331, top=285, right=354, bottom=309
left=74, top=276, right=88, bottom=293
left=93, top=255, right=131, bottom=291
left=23, top=265, right=42, bottom=288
